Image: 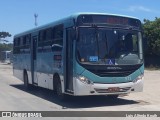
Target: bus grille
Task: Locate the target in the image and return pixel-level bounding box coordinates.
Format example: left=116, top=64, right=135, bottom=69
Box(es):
left=91, top=70, right=134, bottom=77
left=82, top=64, right=142, bottom=77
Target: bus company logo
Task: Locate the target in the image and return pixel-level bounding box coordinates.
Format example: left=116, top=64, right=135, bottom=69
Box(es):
left=107, top=67, right=122, bottom=70
left=1, top=112, right=42, bottom=118
left=2, top=112, right=11, bottom=117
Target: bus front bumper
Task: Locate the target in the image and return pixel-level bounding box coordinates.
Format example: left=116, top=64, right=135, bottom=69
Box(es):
left=73, top=77, right=143, bottom=96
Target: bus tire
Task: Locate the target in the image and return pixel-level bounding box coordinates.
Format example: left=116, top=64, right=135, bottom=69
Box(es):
left=55, top=77, right=67, bottom=101
left=24, top=71, right=32, bottom=90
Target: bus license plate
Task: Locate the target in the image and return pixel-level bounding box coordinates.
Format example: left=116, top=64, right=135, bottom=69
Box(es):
left=108, top=87, right=120, bottom=92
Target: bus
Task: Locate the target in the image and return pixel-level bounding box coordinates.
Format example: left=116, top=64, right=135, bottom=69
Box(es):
left=13, top=13, right=144, bottom=100
left=0, top=51, right=12, bottom=64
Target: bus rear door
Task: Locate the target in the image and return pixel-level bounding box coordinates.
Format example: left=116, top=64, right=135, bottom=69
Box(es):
left=31, top=35, right=38, bottom=85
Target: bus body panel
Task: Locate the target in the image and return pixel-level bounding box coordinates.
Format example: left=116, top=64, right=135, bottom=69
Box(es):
left=36, top=50, right=63, bottom=90
left=13, top=69, right=23, bottom=82
left=13, top=53, right=32, bottom=83
left=74, top=77, right=143, bottom=96
left=37, top=72, right=51, bottom=89
left=36, top=52, right=52, bottom=89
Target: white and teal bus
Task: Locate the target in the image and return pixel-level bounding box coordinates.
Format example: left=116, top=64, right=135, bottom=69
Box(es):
left=13, top=13, right=144, bottom=100
left=0, top=51, right=12, bottom=64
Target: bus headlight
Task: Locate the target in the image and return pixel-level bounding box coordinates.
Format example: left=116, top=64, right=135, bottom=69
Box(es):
left=77, top=76, right=93, bottom=84
left=133, top=74, right=144, bottom=83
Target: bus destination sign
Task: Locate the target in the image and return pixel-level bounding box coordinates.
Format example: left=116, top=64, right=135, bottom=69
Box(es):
left=78, top=15, right=141, bottom=28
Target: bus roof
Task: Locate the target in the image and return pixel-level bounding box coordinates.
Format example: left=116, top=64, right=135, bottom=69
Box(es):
left=14, top=12, right=140, bottom=38
left=71, top=12, right=140, bottom=20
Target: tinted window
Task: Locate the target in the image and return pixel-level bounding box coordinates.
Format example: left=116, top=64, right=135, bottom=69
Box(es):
left=37, top=24, right=63, bottom=52
left=53, top=24, right=63, bottom=46
left=26, top=34, right=31, bottom=45
left=38, top=28, right=53, bottom=47
left=77, top=28, right=142, bottom=65
left=39, top=30, right=46, bottom=42
left=23, top=36, right=26, bottom=45
left=13, top=34, right=31, bottom=54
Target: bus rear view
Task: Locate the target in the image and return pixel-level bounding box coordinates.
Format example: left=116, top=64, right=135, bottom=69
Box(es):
left=74, top=14, right=144, bottom=97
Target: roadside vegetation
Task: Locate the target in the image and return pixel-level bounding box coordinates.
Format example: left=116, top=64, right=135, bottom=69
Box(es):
left=143, top=17, right=160, bottom=69
left=0, top=31, right=12, bottom=52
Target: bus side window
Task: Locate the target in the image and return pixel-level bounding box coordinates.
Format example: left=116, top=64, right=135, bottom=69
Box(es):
left=39, top=30, right=46, bottom=47
left=52, top=24, right=63, bottom=51
left=20, top=37, right=23, bottom=46
left=43, top=30, right=47, bottom=47
left=45, top=28, right=53, bottom=46
left=13, top=38, right=17, bottom=54
left=26, top=34, right=31, bottom=45
left=23, top=36, right=26, bottom=46
left=14, top=38, right=20, bottom=54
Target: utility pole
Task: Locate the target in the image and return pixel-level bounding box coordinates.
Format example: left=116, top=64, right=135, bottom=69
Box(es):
left=34, top=13, right=38, bottom=27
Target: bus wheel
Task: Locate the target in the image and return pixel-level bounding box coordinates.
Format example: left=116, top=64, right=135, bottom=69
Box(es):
left=107, top=95, right=119, bottom=99
left=55, top=79, right=67, bottom=101
left=24, top=72, right=31, bottom=90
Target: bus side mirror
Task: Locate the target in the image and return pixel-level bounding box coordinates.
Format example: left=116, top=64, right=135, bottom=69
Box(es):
left=51, top=44, right=63, bottom=51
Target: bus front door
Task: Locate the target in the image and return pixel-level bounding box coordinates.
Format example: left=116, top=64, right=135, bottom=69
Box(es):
left=31, top=36, right=38, bottom=85
left=64, top=28, right=74, bottom=93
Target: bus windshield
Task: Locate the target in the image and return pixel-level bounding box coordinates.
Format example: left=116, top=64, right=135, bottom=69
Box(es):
left=77, top=27, right=143, bottom=65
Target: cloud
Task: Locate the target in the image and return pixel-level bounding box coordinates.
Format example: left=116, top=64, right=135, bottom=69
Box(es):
left=128, top=6, right=152, bottom=12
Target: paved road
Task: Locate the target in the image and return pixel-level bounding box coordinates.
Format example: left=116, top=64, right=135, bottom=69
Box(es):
left=0, top=63, right=160, bottom=119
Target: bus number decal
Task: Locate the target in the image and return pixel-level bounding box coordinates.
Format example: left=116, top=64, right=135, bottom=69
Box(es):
left=89, top=56, right=98, bottom=62
left=125, top=76, right=132, bottom=81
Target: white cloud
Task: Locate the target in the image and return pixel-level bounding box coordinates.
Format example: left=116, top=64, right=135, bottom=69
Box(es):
left=128, top=6, right=152, bottom=12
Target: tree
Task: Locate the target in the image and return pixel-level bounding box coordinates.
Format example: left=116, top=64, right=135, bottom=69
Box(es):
left=0, top=43, right=13, bottom=52
left=143, top=18, right=160, bottom=56
left=0, top=32, right=12, bottom=52
left=0, top=31, right=11, bottom=42
left=0, top=31, right=11, bottom=38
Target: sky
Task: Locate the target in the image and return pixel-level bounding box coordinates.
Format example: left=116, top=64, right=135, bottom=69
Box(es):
left=0, top=0, right=160, bottom=43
